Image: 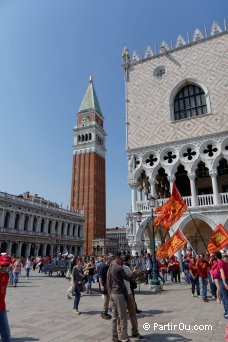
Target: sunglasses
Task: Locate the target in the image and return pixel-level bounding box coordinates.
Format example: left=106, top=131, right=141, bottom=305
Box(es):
left=0, top=264, right=9, bottom=267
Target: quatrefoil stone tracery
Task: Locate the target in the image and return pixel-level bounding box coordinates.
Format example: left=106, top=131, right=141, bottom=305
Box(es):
left=164, top=151, right=177, bottom=164
left=203, top=144, right=218, bottom=157
left=183, top=148, right=197, bottom=161
left=146, top=154, right=158, bottom=166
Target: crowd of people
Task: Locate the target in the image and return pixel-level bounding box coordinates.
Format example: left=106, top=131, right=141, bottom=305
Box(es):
left=0, top=248, right=227, bottom=342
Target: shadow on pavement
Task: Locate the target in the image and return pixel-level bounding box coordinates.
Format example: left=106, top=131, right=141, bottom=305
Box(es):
left=12, top=338, right=39, bottom=342
left=140, top=333, right=192, bottom=341
left=138, top=309, right=172, bottom=318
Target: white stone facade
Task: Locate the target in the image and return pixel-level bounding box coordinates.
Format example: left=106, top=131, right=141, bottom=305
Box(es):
left=0, top=191, right=84, bottom=257
left=123, top=23, right=228, bottom=255
left=106, top=227, right=129, bottom=252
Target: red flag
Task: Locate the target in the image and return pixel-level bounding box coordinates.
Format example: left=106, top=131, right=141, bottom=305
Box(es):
left=156, top=230, right=187, bottom=259
left=154, top=183, right=187, bottom=231
left=207, top=224, right=228, bottom=254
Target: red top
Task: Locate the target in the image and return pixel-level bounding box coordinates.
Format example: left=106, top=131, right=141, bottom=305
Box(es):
left=0, top=272, right=9, bottom=311
left=173, top=261, right=180, bottom=271
left=196, top=260, right=208, bottom=278
left=217, top=259, right=228, bottom=280
left=210, top=262, right=220, bottom=279
left=189, top=263, right=198, bottom=277
left=160, top=262, right=167, bottom=273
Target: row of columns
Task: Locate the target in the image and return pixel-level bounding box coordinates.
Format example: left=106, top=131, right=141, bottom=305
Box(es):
left=131, top=170, right=221, bottom=210
left=0, top=210, right=83, bottom=238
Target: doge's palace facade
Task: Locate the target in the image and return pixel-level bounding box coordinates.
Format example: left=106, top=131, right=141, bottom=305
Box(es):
left=123, top=22, right=228, bottom=255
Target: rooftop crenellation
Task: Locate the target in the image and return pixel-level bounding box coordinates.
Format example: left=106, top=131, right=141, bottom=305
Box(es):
left=122, top=20, right=227, bottom=66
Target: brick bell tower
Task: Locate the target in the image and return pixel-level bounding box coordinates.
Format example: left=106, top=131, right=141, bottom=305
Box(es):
left=71, top=76, right=106, bottom=255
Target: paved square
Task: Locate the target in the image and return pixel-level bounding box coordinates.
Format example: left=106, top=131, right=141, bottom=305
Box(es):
left=6, top=271, right=227, bottom=342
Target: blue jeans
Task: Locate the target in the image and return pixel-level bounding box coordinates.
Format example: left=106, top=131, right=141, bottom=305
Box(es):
left=220, top=280, right=228, bottom=315
left=0, top=310, right=11, bottom=342
left=87, top=275, right=93, bottom=291
left=25, top=268, right=30, bottom=278
left=190, top=276, right=200, bottom=295
left=184, top=270, right=191, bottom=283
left=199, top=276, right=208, bottom=299
left=208, top=274, right=216, bottom=297
left=170, top=270, right=175, bottom=282
left=73, top=285, right=81, bottom=310
left=13, top=272, right=19, bottom=286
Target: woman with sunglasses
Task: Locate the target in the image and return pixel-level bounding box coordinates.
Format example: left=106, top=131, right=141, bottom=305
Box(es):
left=0, top=254, right=11, bottom=342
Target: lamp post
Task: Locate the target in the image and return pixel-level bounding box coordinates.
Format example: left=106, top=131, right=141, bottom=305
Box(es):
left=148, top=196, right=160, bottom=286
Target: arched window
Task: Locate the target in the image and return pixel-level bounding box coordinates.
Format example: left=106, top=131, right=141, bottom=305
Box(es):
left=24, top=215, right=29, bottom=231
left=48, top=220, right=52, bottom=234
left=61, top=222, right=64, bottom=235
left=73, top=224, right=76, bottom=237
left=4, top=212, right=10, bottom=228
left=89, top=133, right=92, bottom=140
left=41, top=219, right=45, bottom=233
left=174, top=84, right=207, bottom=121
left=85, top=133, right=88, bottom=141
left=78, top=225, right=81, bottom=237
left=55, top=221, right=58, bottom=233
left=33, top=217, right=37, bottom=232
left=14, top=213, right=20, bottom=230
left=66, top=223, right=70, bottom=236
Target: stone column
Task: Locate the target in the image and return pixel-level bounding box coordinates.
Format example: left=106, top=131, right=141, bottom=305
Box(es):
left=43, top=244, right=48, bottom=256
left=188, top=173, right=197, bottom=207
left=56, top=245, right=60, bottom=256
left=28, top=215, right=33, bottom=232
left=34, top=244, right=40, bottom=256
left=50, top=245, right=54, bottom=257
left=20, top=214, right=25, bottom=231
left=149, top=179, right=156, bottom=198
left=26, top=243, right=32, bottom=257
left=17, top=242, right=22, bottom=257
left=7, top=241, right=12, bottom=255
left=131, top=186, right=137, bottom=212
left=168, top=176, right=175, bottom=193
left=210, top=170, right=220, bottom=205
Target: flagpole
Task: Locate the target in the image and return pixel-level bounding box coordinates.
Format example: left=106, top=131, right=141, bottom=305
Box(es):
left=180, top=229, right=197, bottom=256
left=188, top=211, right=209, bottom=254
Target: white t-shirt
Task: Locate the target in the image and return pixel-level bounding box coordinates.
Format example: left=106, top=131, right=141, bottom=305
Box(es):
left=123, top=265, right=132, bottom=295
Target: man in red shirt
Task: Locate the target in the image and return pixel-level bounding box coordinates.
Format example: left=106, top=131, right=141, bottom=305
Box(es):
left=189, top=257, right=200, bottom=297
left=196, top=254, right=209, bottom=302
left=0, top=254, right=11, bottom=341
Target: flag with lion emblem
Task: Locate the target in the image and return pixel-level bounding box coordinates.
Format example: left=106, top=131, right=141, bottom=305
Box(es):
left=207, top=224, right=228, bottom=254
left=156, top=230, right=187, bottom=259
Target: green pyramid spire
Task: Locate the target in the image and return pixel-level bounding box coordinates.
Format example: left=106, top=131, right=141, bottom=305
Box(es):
left=79, top=76, right=103, bottom=116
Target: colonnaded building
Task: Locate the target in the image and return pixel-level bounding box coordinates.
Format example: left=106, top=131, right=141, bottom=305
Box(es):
left=0, top=191, right=84, bottom=257
left=123, top=21, right=228, bottom=255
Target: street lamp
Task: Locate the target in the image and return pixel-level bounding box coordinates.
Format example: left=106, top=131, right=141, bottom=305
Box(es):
left=148, top=195, right=161, bottom=286
left=136, top=211, right=142, bottom=225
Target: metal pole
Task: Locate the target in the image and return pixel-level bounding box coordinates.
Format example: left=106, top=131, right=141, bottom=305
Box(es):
left=150, top=209, right=160, bottom=286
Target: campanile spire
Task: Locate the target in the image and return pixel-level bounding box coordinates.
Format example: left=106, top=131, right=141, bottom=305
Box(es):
left=70, top=77, right=106, bottom=255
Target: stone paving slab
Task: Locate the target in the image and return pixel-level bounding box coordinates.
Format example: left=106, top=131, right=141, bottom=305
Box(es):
left=5, top=271, right=227, bottom=342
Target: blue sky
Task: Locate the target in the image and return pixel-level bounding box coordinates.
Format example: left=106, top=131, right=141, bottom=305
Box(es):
left=0, top=0, right=227, bottom=227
